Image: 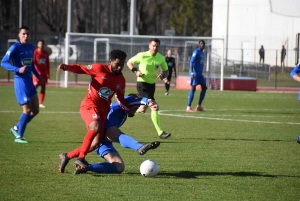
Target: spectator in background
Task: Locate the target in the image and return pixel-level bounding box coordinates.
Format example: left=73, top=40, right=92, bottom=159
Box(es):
left=33, top=40, right=50, bottom=108
left=259, top=45, right=265, bottom=64
left=281, top=45, right=286, bottom=69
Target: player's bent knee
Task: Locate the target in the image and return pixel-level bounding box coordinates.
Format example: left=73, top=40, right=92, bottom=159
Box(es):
left=89, top=121, right=101, bottom=133
left=112, top=162, right=125, bottom=173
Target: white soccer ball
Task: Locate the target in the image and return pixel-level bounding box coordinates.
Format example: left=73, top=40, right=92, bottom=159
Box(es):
left=140, top=159, right=159, bottom=177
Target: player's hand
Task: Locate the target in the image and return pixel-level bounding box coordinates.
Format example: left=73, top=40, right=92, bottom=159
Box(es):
left=18, top=66, right=27, bottom=74
left=135, top=71, right=144, bottom=77
left=157, top=74, right=163, bottom=80
left=57, top=64, right=67, bottom=71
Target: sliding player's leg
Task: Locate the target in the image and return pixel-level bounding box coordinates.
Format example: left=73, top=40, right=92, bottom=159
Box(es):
left=105, top=125, right=160, bottom=155
left=74, top=142, right=123, bottom=174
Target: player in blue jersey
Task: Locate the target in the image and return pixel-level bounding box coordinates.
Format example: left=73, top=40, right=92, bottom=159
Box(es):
left=58, top=94, right=160, bottom=174
left=186, top=40, right=207, bottom=112
left=1, top=26, right=44, bottom=143
left=290, top=62, right=300, bottom=100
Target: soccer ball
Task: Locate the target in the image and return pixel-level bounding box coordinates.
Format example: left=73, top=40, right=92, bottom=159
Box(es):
left=140, top=159, right=159, bottom=177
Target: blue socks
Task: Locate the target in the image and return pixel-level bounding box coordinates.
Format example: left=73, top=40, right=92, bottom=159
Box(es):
left=187, top=90, right=195, bottom=107
left=17, top=113, right=31, bottom=138
left=188, top=90, right=206, bottom=107
left=118, top=134, right=142, bottom=151
left=198, top=90, right=206, bottom=106
left=87, top=162, right=119, bottom=173
left=16, top=113, right=35, bottom=137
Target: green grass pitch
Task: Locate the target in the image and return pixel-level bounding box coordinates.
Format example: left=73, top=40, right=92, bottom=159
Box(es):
left=0, top=85, right=299, bottom=201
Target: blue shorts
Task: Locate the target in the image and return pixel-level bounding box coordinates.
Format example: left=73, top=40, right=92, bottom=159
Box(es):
left=190, top=75, right=206, bottom=86
left=94, top=141, right=117, bottom=158
left=94, top=121, right=118, bottom=158
left=14, top=77, right=37, bottom=105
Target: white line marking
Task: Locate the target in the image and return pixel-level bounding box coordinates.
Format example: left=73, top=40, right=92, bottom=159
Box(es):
left=1, top=109, right=299, bottom=125
left=0, top=110, right=79, bottom=114
left=158, top=110, right=300, bottom=125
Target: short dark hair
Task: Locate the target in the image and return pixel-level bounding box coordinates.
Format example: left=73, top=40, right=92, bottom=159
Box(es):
left=110, top=49, right=127, bottom=61
left=150, top=38, right=160, bottom=45
left=19, top=26, right=30, bottom=33
left=199, top=40, right=205, bottom=48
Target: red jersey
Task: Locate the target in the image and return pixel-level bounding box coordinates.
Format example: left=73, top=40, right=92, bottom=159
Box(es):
left=66, top=63, right=131, bottom=120
left=33, top=49, right=50, bottom=78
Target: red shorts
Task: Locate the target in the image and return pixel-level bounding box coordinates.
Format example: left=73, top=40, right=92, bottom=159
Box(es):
left=33, top=75, right=48, bottom=86
left=80, top=105, right=106, bottom=138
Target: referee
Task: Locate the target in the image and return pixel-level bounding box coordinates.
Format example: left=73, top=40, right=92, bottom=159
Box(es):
left=127, top=38, right=171, bottom=139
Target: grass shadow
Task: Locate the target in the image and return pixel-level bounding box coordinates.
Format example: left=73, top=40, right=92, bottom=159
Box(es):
left=124, top=171, right=300, bottom=179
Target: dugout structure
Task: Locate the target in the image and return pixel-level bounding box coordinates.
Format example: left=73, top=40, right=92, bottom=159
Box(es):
left=61, top=33, right=224, bottom=90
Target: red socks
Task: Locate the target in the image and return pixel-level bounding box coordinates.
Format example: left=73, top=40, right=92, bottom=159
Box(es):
left=39, top=92, right=45, bottom=104
left=79, top=130, right=97, bottom=158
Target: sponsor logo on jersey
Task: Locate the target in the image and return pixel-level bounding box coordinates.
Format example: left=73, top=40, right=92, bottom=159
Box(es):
left=39, top=58, right=46, bottom=64
left=98, top=87, right=114, bottom=100
left=6, top=50, right=11, bottom=56
left=22, top=58, right=33, bottom=66
left=87, top=65, right=92, bottom=70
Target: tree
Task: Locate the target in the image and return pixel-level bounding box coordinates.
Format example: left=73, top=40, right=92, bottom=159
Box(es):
left=168, top=0, right=212, bottom=36
left=36, top=0, right=67, bottom=33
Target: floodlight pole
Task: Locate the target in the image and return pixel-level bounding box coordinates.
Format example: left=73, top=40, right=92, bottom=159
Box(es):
left=129, top=0, right=136, bottom=35
left=19, top=0, right=22, bottom=27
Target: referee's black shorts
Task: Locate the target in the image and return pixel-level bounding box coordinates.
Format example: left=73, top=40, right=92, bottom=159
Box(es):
left=137, top=82, right=156, bottom=100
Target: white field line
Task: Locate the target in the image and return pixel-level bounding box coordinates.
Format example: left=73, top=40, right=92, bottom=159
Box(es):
left=158, top=110, right=300, bottom=125
left=0, top=110, right=79, bottom=114
left=0, top=109, right=299, bottom=125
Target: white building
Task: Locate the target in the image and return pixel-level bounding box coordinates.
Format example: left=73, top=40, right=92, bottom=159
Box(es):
left=212, top=0, right=300, bottom=67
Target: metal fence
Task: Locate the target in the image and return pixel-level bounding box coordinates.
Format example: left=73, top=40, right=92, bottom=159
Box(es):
left=0, top=33, right=298, bottom=89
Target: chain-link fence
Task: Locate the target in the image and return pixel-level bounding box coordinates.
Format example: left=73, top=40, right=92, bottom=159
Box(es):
left=0, top=34, right=299, bottom=89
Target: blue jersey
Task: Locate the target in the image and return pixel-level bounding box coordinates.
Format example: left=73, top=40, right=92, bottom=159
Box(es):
left=290, top=63, right=300, bottom=77
left=96, top=96, right=148, bottom=158
left=1, top=41, right=39, bottom=78
left=106, top=96, right=148, bottom=128
left=189, top=48, right=205, bottom=76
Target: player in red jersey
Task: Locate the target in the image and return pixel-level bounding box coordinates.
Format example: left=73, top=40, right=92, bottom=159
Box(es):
left=32, top=40, right=50, bottom=108
left=57, top=49, right=133, bottom=172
